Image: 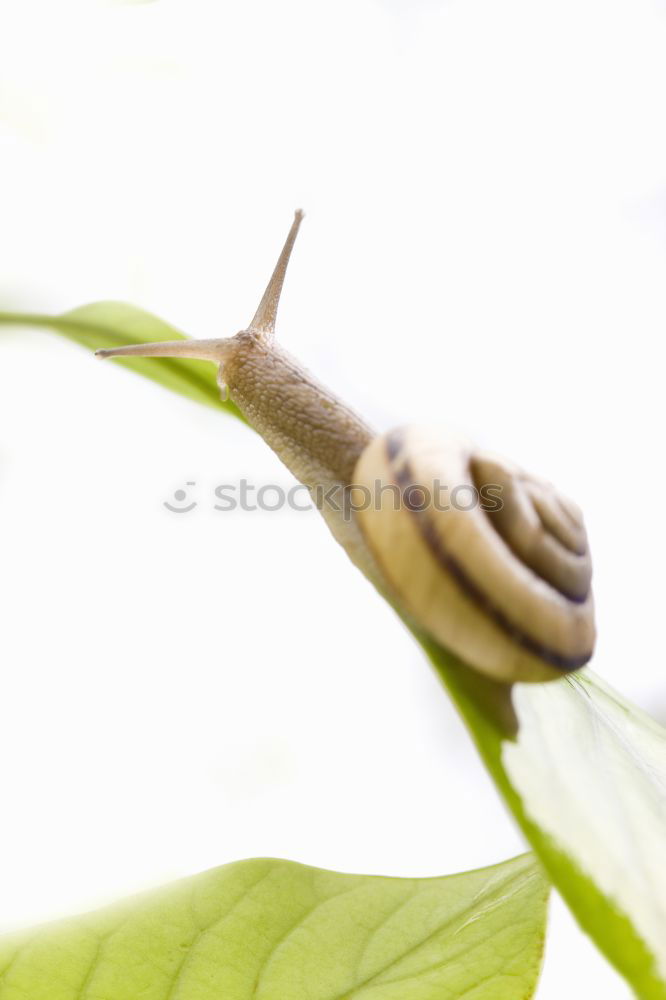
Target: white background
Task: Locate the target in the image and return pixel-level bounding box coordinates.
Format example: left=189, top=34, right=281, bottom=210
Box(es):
left=1, top=0, right=665, bottom=995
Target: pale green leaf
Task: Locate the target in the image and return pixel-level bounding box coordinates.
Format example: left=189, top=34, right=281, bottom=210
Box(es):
left=0, top=303, right=245, bottom=421
left=0, top=855, right=547, bottom=1000
left=422, top=641, right=666, bottom=1000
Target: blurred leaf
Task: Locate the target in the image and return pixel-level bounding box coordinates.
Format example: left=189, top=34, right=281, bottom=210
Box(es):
left=422, top=641, right=666, bottom=1000
left=0, top=855, right=547, bottom=1000
left=0, top=303, right=245, bottom=421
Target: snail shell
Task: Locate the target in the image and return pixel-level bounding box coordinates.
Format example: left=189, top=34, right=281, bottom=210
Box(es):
left=353, top=426, right=595, bottom=683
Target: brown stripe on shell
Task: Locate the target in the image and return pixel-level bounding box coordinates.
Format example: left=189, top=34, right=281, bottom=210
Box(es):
left=387, top=439, right=592, bottom=673
left=385, top=428, right=405, bottom=462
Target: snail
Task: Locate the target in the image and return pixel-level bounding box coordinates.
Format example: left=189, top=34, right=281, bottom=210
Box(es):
left=97, top=211, right=595, bottom=684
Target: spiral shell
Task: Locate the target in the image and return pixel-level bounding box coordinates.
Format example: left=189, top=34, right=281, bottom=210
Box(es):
left=353, top=426, right=595, bottom=683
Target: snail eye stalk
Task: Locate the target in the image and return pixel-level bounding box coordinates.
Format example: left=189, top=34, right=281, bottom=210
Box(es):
left=96, top=210, right=304, bottom=363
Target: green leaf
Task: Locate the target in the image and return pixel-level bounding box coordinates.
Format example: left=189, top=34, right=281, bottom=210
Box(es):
left=0, top=303, right=245, bottom=422
left=422, top=641, right=666, bottom=1000
left=0, top=855, right=547, bottom=1000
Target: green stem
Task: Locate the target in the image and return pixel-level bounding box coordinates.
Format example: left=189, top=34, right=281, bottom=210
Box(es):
left=0, top=311, right=59, bottom=328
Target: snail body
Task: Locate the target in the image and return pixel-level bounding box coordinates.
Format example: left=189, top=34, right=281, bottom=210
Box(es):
left=213, top=328, right=383, bottom=586
left=97, top=212, right=595, bottom=683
